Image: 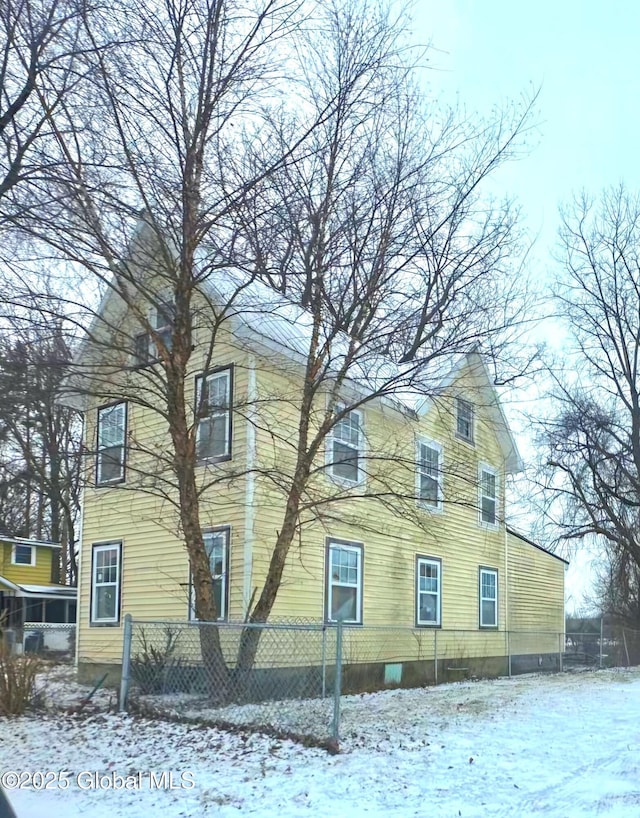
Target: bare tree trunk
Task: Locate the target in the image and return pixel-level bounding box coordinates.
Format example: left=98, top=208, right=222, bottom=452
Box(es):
left=167, top=341, right=230, bottom=696
left=235, top=477, right=307, bottom=673
left=235, top=363, right=318, bottom=673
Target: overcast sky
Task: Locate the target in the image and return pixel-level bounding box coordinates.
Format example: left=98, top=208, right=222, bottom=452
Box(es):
left=411, top=2, right=640, bottom=611
left=418, top=0, right=640, bottom=260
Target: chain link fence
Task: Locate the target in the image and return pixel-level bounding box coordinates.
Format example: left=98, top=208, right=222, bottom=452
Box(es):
left=119, top=617, right=640, bottom=748
left=564, top=620, right=640, bottom=668
left=121, top=617, right=339, bottom=747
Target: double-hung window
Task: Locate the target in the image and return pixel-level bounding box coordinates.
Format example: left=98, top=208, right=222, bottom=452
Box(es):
left=416, top=557, right=441, bottom=626
left=190, top=528, right=229, bottom=621
left=479, top=464, right=498, bottom=526
left=456, top=398, right=474, bottom=443
left=96, top=402, right=127, bottom=485
left=479, top=567, right=498, bottom=628
left=328, top=405, right=364, bottom=484
left=91, top=542, right=122, bottom=624
left=151, top=301, right=173, bottom=351
left=12, top=544, right=35, bottom=566
left=195, top=367, right=232, bottom=461
left=417, top=439, right=443, bottom=510
left=326, top=539, right=363, bottom=623
left=134, top=300, right=174, bottom=363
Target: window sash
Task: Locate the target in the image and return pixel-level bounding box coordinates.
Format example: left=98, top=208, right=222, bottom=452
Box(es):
left=417, top=441, right=442, bottom=508
left=479, top=466, right=498, bottom=525
left=479, top=568, right=498, bottom=627
left=416, top=557, right=441, bottom=626
left=134, top=332, right=150, bottom=363
left=456, top=399, right=474, bottom=441
left=12, top=544, right=35, bottom=566
left=196, top=370, right=231, bottom=460
left=96, top=404, right=126, bottom=485
left=327, top=541, right=362, bottom=623
left=150, top=301, right=173, bottom=352
left=190, top=528, right=229, bottom=621
left=133, top=301, right=174, bottom=363
left=91, top=544, right=121, bottom=624
left=329, top=406, right=363, bottom=484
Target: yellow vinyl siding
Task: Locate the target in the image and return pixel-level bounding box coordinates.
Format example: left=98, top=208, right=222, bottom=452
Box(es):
left=0, top=541, right=57, bottom=586
left=507, top=533, right=565, bottom=630
left=245, top=360, right=509, bottom=632
left=77, top=312, right=251, bottom=665
left=76, top=302, right=565, bottom=671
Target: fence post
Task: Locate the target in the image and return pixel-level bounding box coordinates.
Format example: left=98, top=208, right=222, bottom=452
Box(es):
left=321, top=624, right=327, bottom=699
left=434, top=630, right=438, bottom=686
left=558, top=632, right=563, bottom=673
left=599, top=617, right=604, bottom=669
left=119, top=613, right=133, bottom=712
left=331, top=619, right=343, bottom=745
left=623, top=628, right=631, bottom=666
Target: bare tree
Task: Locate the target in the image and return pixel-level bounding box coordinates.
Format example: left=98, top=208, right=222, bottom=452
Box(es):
left=14, top=0, right=536, bottom=679
left=0, top=319, right=81, bottom=582
left=229, top=1, right=536, bottom=668
left=13, top=0, right=335, bottom=679
left=541, top=185, right=640, bottom=624
left=0, top=0, right=86, bottom=222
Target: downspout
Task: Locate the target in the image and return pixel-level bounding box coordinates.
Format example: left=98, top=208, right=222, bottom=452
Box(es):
left=504, top=474, right=511, bottom=677
left=243, top=354, right=257, bottom=614
left=74, top=415, right=86, bottom=670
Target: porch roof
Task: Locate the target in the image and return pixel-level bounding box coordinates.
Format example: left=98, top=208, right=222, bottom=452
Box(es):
left=0, top=534, right=61, bottom=549
left=0, top=576, right=77, bottom=600
left=0, top=575, right=19, bottom=592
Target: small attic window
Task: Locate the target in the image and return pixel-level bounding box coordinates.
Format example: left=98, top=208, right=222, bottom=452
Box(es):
left=151, top=301, right=173, bottom=351
left=456, top=398, right=474, bottom=443
left=134, top=332, right=150, bottom=363
left=133, top=300, right=174, bottom=364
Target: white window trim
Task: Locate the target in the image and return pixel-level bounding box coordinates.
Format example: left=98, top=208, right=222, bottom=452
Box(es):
left=132, top=301, right=173, bottom=364
left=479, top=567, right=498, bottom=628
left=11, top=544, right=35, bottom=567
left=416, top=438, right=443, bottom=512
left=478, top=462, right=499, bottom=529
left=416, top=556, right=441, bottom=627
left=149, top=301, right=173, bottom=356
left=456, top=398, right=475, bottom=444
left=96, top=402, right=127, bottom=486
left=326, top=539, right=363, bottom=624
left=195, top=367, right=233, bottom=462
left=90, top=542, right=122, bottom=625
left=189, top=527, right=230, bottom=621
left=326, top=403, right=366, bottom=486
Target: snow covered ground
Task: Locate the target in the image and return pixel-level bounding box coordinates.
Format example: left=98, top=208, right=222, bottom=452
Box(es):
left=3, top=667, right=640, bottom=817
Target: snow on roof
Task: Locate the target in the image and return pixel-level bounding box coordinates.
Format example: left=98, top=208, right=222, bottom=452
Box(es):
left=208, top=270, right=463, bottom=405
left=67, top=250, right=522, bottom=471
left=0, top=572, right=76, bottom=597
left=0, top=574, right=20, bottom=592
left=16, top=584, right=77, bottom=598
left=0, top=534, right=61, bottom=549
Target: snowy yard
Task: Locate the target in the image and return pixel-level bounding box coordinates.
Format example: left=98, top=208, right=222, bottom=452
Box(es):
left=3, top=667, right=640, bottom=817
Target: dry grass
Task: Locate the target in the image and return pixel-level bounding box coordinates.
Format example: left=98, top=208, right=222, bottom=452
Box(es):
left=0, top=644, right=41, bottom=716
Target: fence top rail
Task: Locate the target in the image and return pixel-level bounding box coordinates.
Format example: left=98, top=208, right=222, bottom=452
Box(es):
left=128, top=618, right=570, bottom=637
left=129, top=618, right=330, bottom=632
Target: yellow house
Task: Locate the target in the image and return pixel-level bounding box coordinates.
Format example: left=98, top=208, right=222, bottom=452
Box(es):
left=0, top=535, right=77, bottom=651
left=70, top=279, right=566, bottom=686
